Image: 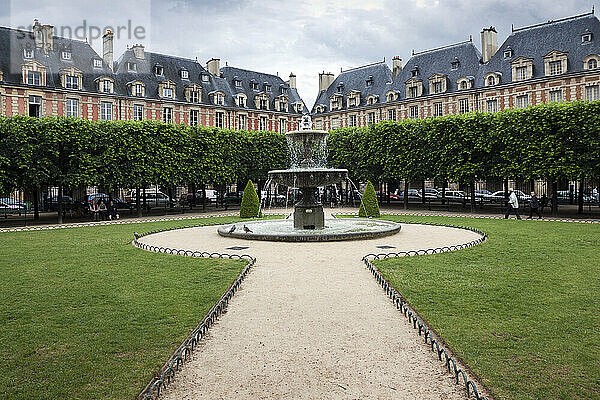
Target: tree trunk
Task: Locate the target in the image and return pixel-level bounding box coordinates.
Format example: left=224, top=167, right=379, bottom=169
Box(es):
left=578, top=179, right=584, bottom=214
left=421, top=180, right=426, bottom=205
left=57, top=185, right=63, bottom=224
left=503, top=178, right=509, bottom=202
left=136, top=187, right=142, bottom=218
left=552, top=181, right=559, bottom=217
left=202, top=184, right=207, bottom=211
left=470, top=181, right=476, bottom=213
left=33, top=187, right=40, bottom=220
left=404, top=180, right=409, bottom=210
left=441, top=180, right=447, bottom=205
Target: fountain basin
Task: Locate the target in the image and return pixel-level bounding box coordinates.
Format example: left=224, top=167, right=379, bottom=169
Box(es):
left=268, top=168, right=348, bottom=188
left=217, top=218, right=401, bottom=242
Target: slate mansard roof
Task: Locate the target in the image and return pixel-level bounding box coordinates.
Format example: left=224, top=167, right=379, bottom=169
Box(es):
left=0, top=26, right=114, bottom=91
left=312, top=61, right=393, bottom=113
left=220, top=66, right=307, bottom=112
left=312, top=11, right=600, bottom=114
left=480, top=13, right=600, bottom=84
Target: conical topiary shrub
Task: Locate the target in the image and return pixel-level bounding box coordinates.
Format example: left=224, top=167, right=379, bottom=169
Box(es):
left=240, top=180, right=261, bottom=218
left=358, top=181, right=381, bottom=218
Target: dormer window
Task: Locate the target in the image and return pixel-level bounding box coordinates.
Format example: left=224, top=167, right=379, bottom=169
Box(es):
left=451, top=58, right=460, bottom=70
left=93, top=59, right=102, bottom=68
left=504, top=49, right=513, bottom=59
left=27, top=71, right=41, bottom=85
left=366, top=76, right=373, bottom=87
left=589, top=59, right=598, bottom=69
left=460, top=81, right=467, bottom=89
left=238, top=95, right=246, bottom=107
left=409, top=86, right=418, bottom=97
left=134, top=83, right=144, bottom=97
left=154, top=65, right=164, bottom=76
left=411, top=67, right=419, bottom=77
left=488, top=76, right=495, bottom=85
left=235, top=79, right=242, bottom=88
left=216, top=92, right=224, bottom=105
left=61, top=51, right=71, bottom=60
left=387, top=93, right=395, bottom=102
left=582, top=32, right=593, bottom=44
left=433, top=81, right=442, bottom=93
left=24, top=48, right=33, bottom=59
left=189, top=90, right=199, bottom=103
left=65, top=75, right=79, bottom=89
left=181, top=69, right=189, bottom=79
left=296, top=103, right=303, bottom=112
left=251, top=81, right=258, bottom=90
left=281, top=87, right=287, bottom=94
left=127, top=62, right=137, bottom=72
left=265, top=84, right=272, bottom=92
left=349, top=98, right=356, bottom=107
left=101, top=80, right=111, bottom=93
left=202, top=74, right=209, bottom=82
left=337, top=85, right=343, bottom=93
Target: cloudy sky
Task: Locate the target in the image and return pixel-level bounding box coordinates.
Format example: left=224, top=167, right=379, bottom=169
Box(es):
left=1, top=0, right=595, bottom=106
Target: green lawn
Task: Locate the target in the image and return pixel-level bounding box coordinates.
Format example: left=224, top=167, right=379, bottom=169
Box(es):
left=375, top=215, right=600, bottom=400
left=0, top=216, right=252, bottom=400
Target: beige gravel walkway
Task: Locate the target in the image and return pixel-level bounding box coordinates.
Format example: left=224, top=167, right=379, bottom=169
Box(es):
left=139, top=220, right=482, bottom=399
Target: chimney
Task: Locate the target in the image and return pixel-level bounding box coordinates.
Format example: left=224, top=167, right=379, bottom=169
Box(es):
left=318, top=71, right=335, bottom=92
left=206, top=58, right=220, bottom=76
left=392, top=56, right=402, bottom=79
left=33, top=19, right=43, bottom=48
left=103, top=29, right=114, bottom=71
left=481, top=26, right=498, bottom=63
left=288, top=72, right=296, bottom=89
left=132, top=44, right=145, bottom=59
left=41, top=24, right=54, bottom=53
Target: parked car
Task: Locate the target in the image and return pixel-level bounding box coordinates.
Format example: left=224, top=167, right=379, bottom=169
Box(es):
left=555, top=190, right=596, bottom=205
left=419, top=188, right=439, bottom=199
left=261, top=190, right=286, bottom=204
left=0, top=197, right=27, bottom=209
left=437, top=190, right=466, bottom=202
left=0, top=200, right=25, bottom=215
left=224, top=191, right=243, bottom=205
left=486, top=190, right=531, bottom=204
left=127, top=191, right=174, bottom=208
left=398, top=189, right=421, bottom=200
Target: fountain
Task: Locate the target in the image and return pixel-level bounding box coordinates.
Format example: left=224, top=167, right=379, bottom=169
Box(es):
left=218, top=115, right=401, bottom=241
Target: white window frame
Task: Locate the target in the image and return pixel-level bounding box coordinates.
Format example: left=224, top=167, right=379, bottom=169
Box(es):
left=409, top=105, right=418, bottom=119
left=549, top=90, right=562, bottom=102
left=279, top=118, right=287, bottom=133
left=235, top=80, right=242, bottom=88
left=61, top=51, right=71, bottom=60
left=459, top=98, right=469, bottom=114
left=189, top=109, right=199, bottom=126
left=516, top=94, right=529, bottom=108
left=349, top=114, right=357, bottom=127
left=65, top=75, right=79, bottom=90
left=486, top=99, right=498, bottom=113
left=93, top=59, right=102, bottom=68
left=127, top=62, right=137, bottom=72
left=133, top=104, right=144, bottom=121
left=181, top=70, right=189, bottom=79
left=66, top=98, right=78, bottom=117
left=433, top=102, right=443, bottom=117
left=259, top=116, right=267, bottom=131
left=586, top=85, right=599, bottom=101
left=101, top=80, right=111, bottom=93
left=27, top=71, right=41, bottom=85
left=134, top=84, right=144, bottom=97
left=387, top=109, right=396, bottom=121
left=163, top=87, right=173, bottom=99
left=24, top=48, right=33, bottom=58
left=216, top=111, right=225, bottom=128
left=238, top=114, right=247, bottom=130
left=368, top=112, right=375, bottom=125
left=549, top=60, right=562, bottom=75
left=101, top=101, right=112, bottom=121
left=516, top=66, right=527, bottom=81
left=163, top=107, right=173, bottom=123
left=189, top=90, right=199, bottom=103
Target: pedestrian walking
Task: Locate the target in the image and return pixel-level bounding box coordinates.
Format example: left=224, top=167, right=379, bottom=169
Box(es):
left=504, top=188, right=522, bottom=219
left=527, top=191, right=542, bottom=219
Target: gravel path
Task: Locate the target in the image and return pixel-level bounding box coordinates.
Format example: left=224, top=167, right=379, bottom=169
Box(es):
left=139, top=221, right=481, bottom=399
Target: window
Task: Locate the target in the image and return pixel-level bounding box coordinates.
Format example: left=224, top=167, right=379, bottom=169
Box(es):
left=134, top=84, right=144, bottom=97
left=516, top=66, right=527, bottom=81
left=337, top=85, right=343, bottom=93
left=349, top=114, right=357, bottom=127
left=133, top=104, right=143, bottom=121
left=62, top=51, right=71, bottom=60
left=251, top=82, right=258, bottom=90
left=65, top=75, right=79, bottom=89
left=281, top=87, right=287, bottom=95
left=163, top=87, right=173, bottom=98
left=367, top=112, right=375, bottom=125
left=451, top=60, right=460, bottom=70
left=411, top=68, right=419, bottom=77
left=433, top=102, right=443, bottom=117
left=349, top=97, right=356, bottom=107
left=93, top=59, right=102, bottom=68
left=366, top=79, right=372, bottom=87
left=459, top=98, right=469, bottom=113
left=24, top=48, right=33, bottom=58
left=259, top=116, right=267, bottom=131
left=409, top=105, right=418, bottom=119
left=433, top=81, right=442, bottom=94
left=260, top=98, right=268, bottom=110
left=486, top=99, right=498, bottom=113
left=387, top=109, right=396, bottom=121
left=588, top=59, right=598, bottom=69
left=235, top=80, right=242, bottom=88
left=278, top=101, right=287, bottom=112
left=331, top=117, right=340, bottom=129
left=368, top=97, right=375, bottom=105
left=387, top=93, right=395, bottom=102
left=504, top=49, right=513, bottom=59
left=181, top=70, right=189, bottom=79
left=28, top=95, right=41, bottom=117
left=189, top=90, right=199, bottom=103
left=238, top=95, right=246, bottom=107
left=163, top=107, right=173, bottom=123
left=101, top=102, right=112, bottom=121
left=215, top=93, right=224, bottom=105
left=202, top=74, right=209, bottom=82
left=154, top=65, right=163, bottom=76
left=101, top=80, right=111, bottom=93
left=582, top=33, right=593, bottom=43
left=296, top=103, right=303, bottom=113
left=27, top=71, right=41, bottom=85
left=487, top=76, right=495, bottom=86
left=549, top=60, right=562, bottom=75
left=239, top=114, right=247, bottom=130
left=279, top=118, right=287, bottom=133
left=549, top=90, right=562, bottom=102
left=460, top=81, right=468, bottom=90
left=215, top=111, right=225, bottom=128
left=189, top=109, right=198, bottom=126
left=516, top=94, right=529, bottom=108
left=66, top=98, right=78, bottom=117
left=586, top=85, right=599, bottom=101
left=265, top=85, right=272, bottom=92
left=127, top=62, right=137, bottom=72
left=409, top=86, right=418, bottom=98
left=332, top=99, right=339, bottom=109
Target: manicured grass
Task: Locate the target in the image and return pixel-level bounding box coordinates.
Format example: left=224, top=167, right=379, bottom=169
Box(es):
left=0, top=216, right=254, bottom=400
left=375, top=215, right=600, bottom=400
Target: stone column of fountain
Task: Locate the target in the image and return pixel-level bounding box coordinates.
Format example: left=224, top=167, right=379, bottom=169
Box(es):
left=268, top=115, right=348, bottom=230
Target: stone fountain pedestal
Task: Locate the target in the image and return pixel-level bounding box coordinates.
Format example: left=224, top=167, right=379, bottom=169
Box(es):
left=294, top=188, right=324, bottom=229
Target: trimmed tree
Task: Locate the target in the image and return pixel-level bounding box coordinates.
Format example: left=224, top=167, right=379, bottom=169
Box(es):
left=240, top=180, right=261, bottom=218
left=358, top=181, right=380, bottom=217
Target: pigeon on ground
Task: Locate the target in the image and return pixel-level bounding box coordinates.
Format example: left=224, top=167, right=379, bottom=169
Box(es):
left=228, top=225, right=236, bottom=233
left=243, top=224, right=252, bottom=233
